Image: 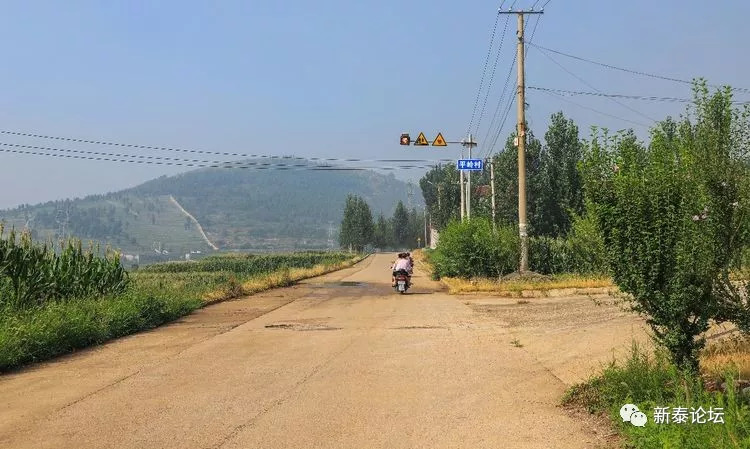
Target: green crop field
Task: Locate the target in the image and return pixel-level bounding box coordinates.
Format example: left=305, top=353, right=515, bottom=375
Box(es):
left=0, top=227, right=358, bottom=372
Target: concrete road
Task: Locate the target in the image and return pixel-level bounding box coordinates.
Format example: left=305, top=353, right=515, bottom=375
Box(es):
left=0, top=254, right=647, bottom=449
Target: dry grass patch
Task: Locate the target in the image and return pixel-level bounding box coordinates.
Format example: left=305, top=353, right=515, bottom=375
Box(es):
left=701, top=334, right=750, bottom=381
left=202, top=256, right=364, bottom=304
left=410, top=249, right=431, bottom=270
left=440, top=275, right=615, bottom=295
left=413, top=249, right=613, bottom=295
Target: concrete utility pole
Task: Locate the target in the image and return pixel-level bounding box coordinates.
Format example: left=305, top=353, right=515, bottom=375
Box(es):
left=459, top=149, right=465, bottom=221
left=490, top=159, right=497, bottom=231
left=500, top=7, right=543, bottom=273
left=462, top=134, right=478, bottom=220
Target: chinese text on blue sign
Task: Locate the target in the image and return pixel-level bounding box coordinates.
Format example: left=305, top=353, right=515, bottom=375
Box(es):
left=457, top=159, right=483, bottom=171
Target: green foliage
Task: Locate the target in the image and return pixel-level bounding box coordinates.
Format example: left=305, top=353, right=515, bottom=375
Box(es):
left=534, top=112, right=585, bottom=236
left=0, top=292, right=202, bottom=371
left=0, top=226, right=129, bottom=310
left=529, top=213, right=607, bottom=275
left=430, top=214, right=605, bottom=278
left=582, top=82, right=750, bottom=371
left=372, top=214, right=391, bottom=249
left=339, top=195, right=374, bottom=252
left=392, top=201, right=410, bottom=247
left=430, top=218, right=519, bottom=278
left=419, top=113, right=586, bottom=238
left=564, top=344, right=750, bottom=448
left=0, top=251, right=356, bottom=372
left=420, top=165, right=461, bottom=229
left=488, top=131, right=544, bottom=228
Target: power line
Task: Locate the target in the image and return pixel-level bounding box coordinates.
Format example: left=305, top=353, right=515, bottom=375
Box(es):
left=533, top=44, right=657, bottom=122
left=527, top=42, right=750, bottom=94
left=466, top=6, right=503, bottom=137
left=528, top=86, right=750, bottom=104
left=536, top=89, right=651, bottom=128
left=485, top=9, right=544, bottom=160
left=541, top=0, right=553, bottom=8
left=0, top=129, right=455, bottom=164
left=0, top=143, right=445, bottom=171
left=0, top=147, right=363, bottom=171
left=490, top=90, right=517, bottom=154
left=524, top=13, right=541, bottom=58
left=474, top=14, right=512, bottom=137
left=482, top=55, right=517, bottom=159
left=0, top=141, right=266, bottom=166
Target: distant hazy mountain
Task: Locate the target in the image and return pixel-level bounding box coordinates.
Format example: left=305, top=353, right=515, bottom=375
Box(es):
left=0, top=160, right=423, bottom=260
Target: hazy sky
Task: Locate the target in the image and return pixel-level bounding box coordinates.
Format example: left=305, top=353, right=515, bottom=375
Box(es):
left=1, top=0, right=748, bottom=209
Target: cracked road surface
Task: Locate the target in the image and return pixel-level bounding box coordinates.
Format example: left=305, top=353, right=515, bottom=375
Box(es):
left=0, top=254, right=647, bottom=449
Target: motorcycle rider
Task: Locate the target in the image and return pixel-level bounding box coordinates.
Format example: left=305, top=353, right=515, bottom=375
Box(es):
left=391, top=252, right=413, bottom=286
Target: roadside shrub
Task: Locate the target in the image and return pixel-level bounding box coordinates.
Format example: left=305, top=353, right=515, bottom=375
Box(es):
left=529, top=213, right=607, bottom=275
left=431, top=218, right=518, bottom=278
left=0, top=292, right=203, bottom=371
left=564, top=344, right=750, bottom=448
left=582, top=82, right=750, bottom=371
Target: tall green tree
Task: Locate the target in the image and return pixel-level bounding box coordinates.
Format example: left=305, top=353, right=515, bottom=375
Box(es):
left=419, top=165, right=460, bottom=230
left=491, top=129, right=543, bottom=228
left=534, top=112, right=584, bottom=237
left=392, top=201, right=410, bottom=248
left=339, top=195, right=374, bottom=252
left=406, top=208, right=425, bottom=248
left=582, top=82, right=750, bottom=371
left=372, top=213, right=391, bottom=249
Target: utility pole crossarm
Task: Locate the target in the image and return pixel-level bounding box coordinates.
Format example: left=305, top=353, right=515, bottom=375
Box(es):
left=498, top=10, right=544, bottom=14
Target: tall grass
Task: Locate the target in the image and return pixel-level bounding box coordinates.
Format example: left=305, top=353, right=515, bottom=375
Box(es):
left=0, top=226, right=128, bottom=310
left=563, top=343, right=750, bottom=448
left=0, top=249, right=360, bottom=372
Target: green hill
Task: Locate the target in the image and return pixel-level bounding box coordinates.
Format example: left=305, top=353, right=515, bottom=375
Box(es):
left=0, top=161, right=422, bottom=260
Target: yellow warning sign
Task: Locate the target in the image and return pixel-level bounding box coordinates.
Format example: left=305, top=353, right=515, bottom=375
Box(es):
left=432, top=132, right=447, bottom=146
left=414, top=132, right=429, bottom=146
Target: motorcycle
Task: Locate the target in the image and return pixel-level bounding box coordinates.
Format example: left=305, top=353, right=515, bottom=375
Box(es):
left=393, top=269, right=411, bottom=294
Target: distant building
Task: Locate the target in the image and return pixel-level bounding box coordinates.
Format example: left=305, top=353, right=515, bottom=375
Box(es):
left=430, top=228, right=439, bottom=249
left=121, top=254, right=140, bottom=263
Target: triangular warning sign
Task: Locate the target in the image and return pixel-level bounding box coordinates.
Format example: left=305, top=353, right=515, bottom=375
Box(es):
left=432, top=132, right=447, bottom=146
left=414, top=132, right=429, bottom=146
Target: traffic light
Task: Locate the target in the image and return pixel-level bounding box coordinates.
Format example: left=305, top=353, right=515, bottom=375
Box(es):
left=400, top=133, right=411, bottom=146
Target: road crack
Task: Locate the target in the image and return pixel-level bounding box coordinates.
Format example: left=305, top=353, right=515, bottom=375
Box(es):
left=208, top=337, right=358, bottom=449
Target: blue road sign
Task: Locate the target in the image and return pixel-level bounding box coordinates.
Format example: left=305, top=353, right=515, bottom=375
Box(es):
left=457, top=159, right=483, bottom=171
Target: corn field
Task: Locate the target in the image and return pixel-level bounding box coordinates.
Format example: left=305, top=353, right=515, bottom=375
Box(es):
left=0, top=225, right=129, bottom=309
left=141, top=251, right=351, bottom=275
